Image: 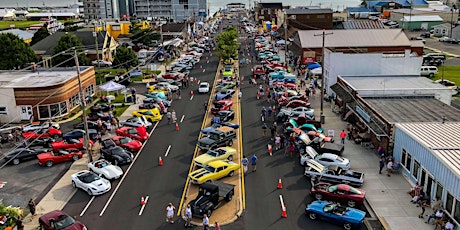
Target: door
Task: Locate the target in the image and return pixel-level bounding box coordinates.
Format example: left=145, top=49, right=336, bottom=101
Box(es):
left=20, top=106, right=32, bottom=120
left=420, top=169, right=426, bottom=187
left=426, top=175, right=434, bottom=198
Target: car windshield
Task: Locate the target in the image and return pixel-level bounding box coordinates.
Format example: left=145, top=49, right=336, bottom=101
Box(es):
left=204, top=165, right=217, bottom=172
left=112, top=147, right=125, bottom=155
left=200, top=84, right=207, bottom=88
left=323, top=203, right=337, bottom=212
left=224, top=66, right=232, bottom=71
left=53, top=215, right=76, bottom=230
left=206, top=151, right=218, bottom=157
left=80, top=173, right=100, bottom=183
left=119, top=137, right=131, bottom=144
left=328, top=185, right=338, bottom=193
left=335, top=156, right=345, bottom=162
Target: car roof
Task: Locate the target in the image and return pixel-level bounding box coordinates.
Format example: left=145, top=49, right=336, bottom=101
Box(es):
left=208, top=160, right=230, bottom=167
left=216, top=126, right=234, bottom=132
left=320, top=153, right=339, bottom=159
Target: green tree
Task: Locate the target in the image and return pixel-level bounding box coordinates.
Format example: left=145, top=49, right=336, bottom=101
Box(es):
left=112, top=46, right=139, bottom=70
left=52, top=33, right=89, bottom=67
left=30, top=26, right=49, bottom=45
left=216, top=27, right=239, bottom=61
left=0, top=33, right=38, bottom=70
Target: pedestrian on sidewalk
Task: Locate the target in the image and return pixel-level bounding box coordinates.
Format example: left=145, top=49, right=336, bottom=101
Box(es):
left=418, top=203, right=426, bottom=218
left=238, top=91, right=242, bottom=100
left=262, top=123, right=268, bottom=136
left=214, top=222, right=220, bottom=230
left=251, top=154, right=257, bottom=172
left=340, top=130, right=346, bottom=144
left=16, top=216, right=24, bottom=230
left=165, top=203, right=175, bottom=223
left=185, top=204, right=192, bottom=228
left=378, top=156, right=385, bottom=174
left=28, top=198, right=36, bottom=220
left=242, top=155, right=249, bottom=174
left=202, top=214, right=209, bottom=230
left=166, top=111, right=172, bottom=124
left=386, top=160, right=393, bottom=177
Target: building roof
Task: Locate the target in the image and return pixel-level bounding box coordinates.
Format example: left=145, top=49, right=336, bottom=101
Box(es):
left=342, top=20, right=385, bottom=29
left=401, top=15, right=443, bottom=22
left=347, top=7, right=378, bottom=13
left=31, top=31, right=107, bottom=55
left=364, top=97, right=460, bottom=123
left=162, top=23, right=186, bottom=32
left=297, top=29, right=411, bottom=48
left=396, top=122, right=460, bottom=176
left=0, top=29, right=34, bottom=40
left=341, top=75, right=450, bottom=92
left=286, top=7, right=333, bottom=15
left=0, top=67, right=91, bottom=88
left=258, top=3, right=283, bottom=9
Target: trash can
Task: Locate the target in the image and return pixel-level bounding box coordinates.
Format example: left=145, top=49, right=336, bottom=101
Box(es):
left=320, top=115, right=325, bottom=124
left=126, top=95, right=133, bottom=103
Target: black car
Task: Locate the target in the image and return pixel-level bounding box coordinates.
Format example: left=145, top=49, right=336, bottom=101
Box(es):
left=90, top=104, right=114, bottom=113
left=20, top=137, right=54, bottom=149
left=214, top=110, right=235, bottom=123
left=420, top=32, right=430, bottom=38
left=3, top=148, right=49, bottom=165
left=100, top=146, right=134, bottom=165
left=87, top=112, right=112, bottom=122
left=63, top=129, right=98, bottom=140
left=73, top=121, right=102, bottom=130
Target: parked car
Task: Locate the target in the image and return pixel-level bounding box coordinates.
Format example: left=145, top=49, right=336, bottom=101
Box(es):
left=223, top=65, right=234, bottom=76
left=279, top=107, right=315, bottom=119
left=119, top=116, right=152, bottom=128
left=194, top=147, right=237, bottom=167
left=3, top=148, right=48, bottom=165
left=305, top=200, right=366, bottom=230
left=73, top=121, right=105, bottom=130
left=299, top=146, right=350, bottom=170
left=410, top=37, right=426, bottom=44
left=92, top=60, right=112, bottom=67
left=90, top=103, right=114, bottom=113
left=200, top=122, right=239, bottom=135
left=22, top=128, right=62, bottom=139
left=211, top=100, right=233, bottom=115
left=71, top=170, right=111, bottom=195
left=439, top=36, right=459, bottom=44
left=51, top=138, right=94, bottom=152
left=284, top=100, right=311, bottom=108
left=22, top=122, right=60, bottom=132
left=88, top=159, right=123, bottom=180
left=21, top=137, right=54, bottom=149
left=39, top=210, right=87, bottom=230
left=304, top=159, right=365, bottom=188
left=132, top=108, right=163, bottom=122
left=213, top=110, right=235, bottom=123
left=155, top=82, right=179, bottom=91
left=311, top=182, right=366, bottom=207
left=100, top=146, right=134, bottom=165
left=86, top=112, right=112, bottom=122
left=112, top=136, right=142, bottom=152
left=62, top=129, right=98, bottom=141
left=116, top=126, right=149, bottom=142
left=198, top=82, right=210, bottom=94
left=189, top=160, right=240, bottom=184
left=37, top=148, right=83, bottom=167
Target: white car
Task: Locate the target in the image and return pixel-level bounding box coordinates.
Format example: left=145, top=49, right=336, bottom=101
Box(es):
left=119, top=116, right=152, bottom=128
left=91, top=60, right=112, bottom=67
left=71, top=170, right=111, bottom=196
left=155, top=82, right=179, bottom=91
left=88, top=159, right=123, bottom=180
left=279, top=107, right=315, bottom=119
left=22, top=122, right=60, bottom=132
left=198, top=82, right=210, bottom=94
left=300, top=146, right=350, bottom=170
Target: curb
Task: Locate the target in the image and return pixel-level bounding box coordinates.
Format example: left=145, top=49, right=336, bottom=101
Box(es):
left=424, top=46, right=460, bottom=58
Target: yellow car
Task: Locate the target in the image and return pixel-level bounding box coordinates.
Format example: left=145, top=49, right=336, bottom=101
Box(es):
left=194, top=147, right=236, bottom=167
left=148, top=85, right=169, bottom=95
left=132, top=108, right=162, bottom=122
left=189, top=160, right=240, bottom=184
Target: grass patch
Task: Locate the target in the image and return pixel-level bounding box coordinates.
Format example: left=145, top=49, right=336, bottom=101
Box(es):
left=432, top=65, right=460, bottom=85
left=115, top=105, right=130, bottom=117
left=0, top=20, right=66, bottom=29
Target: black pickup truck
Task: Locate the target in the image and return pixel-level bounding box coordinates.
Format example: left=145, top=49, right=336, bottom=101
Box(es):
left=197, top=127, right=236, bottom=150
left=189, top=181, right=235, bottom=217
left=310, top=137, right=344, bottom=155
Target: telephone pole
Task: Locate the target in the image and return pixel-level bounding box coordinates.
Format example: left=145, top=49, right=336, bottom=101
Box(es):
left=314, top=30, right=333, bottom=124
left=284, top=10, right=288, bottom=64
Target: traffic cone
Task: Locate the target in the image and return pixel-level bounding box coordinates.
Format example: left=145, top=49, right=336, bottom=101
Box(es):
left=175, top=122, right=179, bottom=131
left=190, top=90, right=194, bottom=97
left=277, top=178, right=283, bottom=189
left=268, top=144, right=273, bottom=156
left=141, top=196, right=146, bottom=205
left=206, top=57, right=209, bottom=63
left=159, top=156, right=163, bottom=166
left=200, top=65, right=203, bottom=71
left=281, top=206, right=287, bottom=218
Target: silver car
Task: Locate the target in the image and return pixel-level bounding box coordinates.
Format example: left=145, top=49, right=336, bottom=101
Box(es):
left=279, top=107, right=315, bottom=119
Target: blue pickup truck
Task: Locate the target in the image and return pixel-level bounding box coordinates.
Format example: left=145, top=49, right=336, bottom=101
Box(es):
left=269, top=71, right=296, bottom=82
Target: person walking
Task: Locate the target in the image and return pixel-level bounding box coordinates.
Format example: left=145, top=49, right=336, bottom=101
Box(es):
left=238, top=91, right=242, bottom=100
left=386, top=160, right=393, bottom=177
left=340, top=130, right=347, bottom=144
left=202, top=214, right=209, bottom=230
left=28, top=198, right=36, bottom=220
left=166, top=111, right=172, bottom=124
left=242, top=155, right=249, bottom=174
left=214, top=222, right=220, bottom=230
left=379, top=156, right=385, bottom=174
left=262, top=123, right=268, bottom=136
left=16, top=217, right=24, bottom=230
left=171, top=110, right=177, bottom=124
left=185, top=204, right=192, bottom=228
left=165, top=203, right=175, bottom=223
left=251, top=154, right=257, bottom=172
left=275, top=135, right=281, bottom=150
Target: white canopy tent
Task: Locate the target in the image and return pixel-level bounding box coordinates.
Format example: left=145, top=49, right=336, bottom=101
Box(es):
left=98, top=81, right=128, bottom=102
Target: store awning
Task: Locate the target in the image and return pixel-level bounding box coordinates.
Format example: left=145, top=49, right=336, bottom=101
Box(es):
left=330, top=83, right=353, bottom=103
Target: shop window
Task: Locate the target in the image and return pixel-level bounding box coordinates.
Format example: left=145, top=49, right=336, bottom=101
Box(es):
left=85, top=84, right=95, bottom=96
left=0, top=107, right=7, bottom=115
left=39, top=105, right=49, bottom=119
left=454, top=198, right=460, bottom=225
left=50, top=104, right=59, bottom=118
left=412, top=160, right=420, bottom=179
left=38, top=102, right=70, bottom=120
left=69, top=93, right=80, bottom=109
left=446, top=192, right=453, bottom=214
left=406, top=154, right=412, bottom=172
left=317, top=15, right=325, bottom=19
left=60, top=102, right=68, bottom=115
left=401, top=149, right=407, bottom=166
left=436, top=182, right=443, bottom=203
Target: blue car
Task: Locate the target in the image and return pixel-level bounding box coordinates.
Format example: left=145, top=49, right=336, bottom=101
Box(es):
left=213, top=90, right=236, bottom=100
left=145, top=92, right=166, bottom=99
left=200, top=122, right=240, bottom=134
left=305, top=201, right=366, bottom=230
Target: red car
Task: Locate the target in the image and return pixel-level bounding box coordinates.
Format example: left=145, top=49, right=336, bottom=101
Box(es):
left=272, top=81, right=296, bottom=89
left=252, top=65, right=265, bottom=75
left=311, top=182, right=366, bottom=207
left=112, top=136, right=142, bottom=152
left=51, top=138, right=95, bottom=152
left=22, top=128, right=62, bottom=139
left=284, top=100, right=311, bottom=108
left=307, top=131, right=334, bottom=143
left=162, top=72, right=184, bottom=80
left=116, top=126, right=149, bottom=142
left=211, top=100, right=233, bottom=115
left=39, top=210, right=86, bottom=230
left=37, top=148, right=83, bottom=167
left=263, top=60, right=285, bottom=69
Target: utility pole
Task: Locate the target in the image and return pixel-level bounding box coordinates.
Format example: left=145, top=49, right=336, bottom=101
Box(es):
left=284, top=10, right=288, bottom=65
left=74, top=49, right=92, bottom=162
left=314, top=30, right=333, bottom=124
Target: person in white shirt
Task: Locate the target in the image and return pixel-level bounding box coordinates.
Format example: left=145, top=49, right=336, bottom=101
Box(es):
left=166, top=203, right=175, bottom=223
left=386, top=160, right=393, bottom=177
left=185, top=204, right=192, bottom=228
left=445, top=220, right=454, bottom=230
left=202, top=213, right=209, bottom=230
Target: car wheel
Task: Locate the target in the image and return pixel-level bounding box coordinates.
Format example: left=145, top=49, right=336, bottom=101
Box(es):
left=343, top=222, right=352, bottom=230
left=225, top=191, right=234, bottom=201
left=45, top=160, right=53, bottom=167
left=228, top=155, right=233, bottom=161
left=347, top=200, right=356, bottom=207
left=87, top=189, right=93, bottom=196
left=72, top=155, right=79, bottom=161
left=53, top=134, right=60, bottom=139
left=429, top=73, right=434, bottom=78
left=228, top=140, right=233, bottom=146
left=72, top=181, right=76, bottom=188
left=314, top=193, right=323, bottom=200
left=12, top=158, right=20, bottom=165
left=308, top=212, right=317, bottom=220
left=228, top=170, right=234, bottom=177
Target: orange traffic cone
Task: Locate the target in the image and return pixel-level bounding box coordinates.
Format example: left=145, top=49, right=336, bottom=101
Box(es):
left=200, top=65, right=203, bottom=71
left=268, top=144, right=273, bottom=156
left=159, top=156, right=163, bottom=166
left=141, top=196, right=146, bottom=205
left=175, top=122, right=179, bottom=131
left=277, top=178, right=283, bottom=189
left=190, top=91, right=194, bottom=97
left=281, top=206, right=287, bottom=218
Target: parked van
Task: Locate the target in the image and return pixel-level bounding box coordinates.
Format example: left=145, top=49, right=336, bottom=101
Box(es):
left=420, top=66, right=438, bottom=77
left=423, top=53, right=446, bottom=61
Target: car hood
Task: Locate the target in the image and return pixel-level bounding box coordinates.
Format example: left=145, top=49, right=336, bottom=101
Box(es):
left=343, top=207, right=366, bottom=220
left=37, top=152, right=53, bottom=160
left=87, top=178, right=111, bottom=190
left=99, top=165, right=123, bottom=178
left=189, top=168, right=211, bottom=179
left=194, top=154, right=217, bottom=166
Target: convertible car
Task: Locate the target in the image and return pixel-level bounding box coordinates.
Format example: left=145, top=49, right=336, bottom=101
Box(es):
left=51, top=138, right=94, bottom=152
left=116, top=126, right=149, bottom=142
left=311, top=183, right=366, bottom=207
left=112, top=136, right=142, bottom=152
left=305, top=200, right=366, bottom=230
left=194, top=147, right=237, bottom=167
left=88, top=159, right=123, bottom=180
left=22, top=128, right=62, bottom=139
left=189, top=160, right=240, bottom=184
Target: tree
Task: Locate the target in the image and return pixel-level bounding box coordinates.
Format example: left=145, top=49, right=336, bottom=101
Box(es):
left=216, top=27, right=239, bottom=61
left=0, top=33, right=38, bottom=70
left=112, top=46, right=139, bottom=70
left=30, top=26, right=49, bottom=45
left=52, top=33, right=89, bottom=67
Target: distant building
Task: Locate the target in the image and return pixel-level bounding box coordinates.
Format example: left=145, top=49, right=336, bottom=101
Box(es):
left=400, top=15, right=443, bottom=30
left=285, top=7, right=333, bottom=31
left=132, top=0, right=207, bottom=22
left=80, top=0, right=120, bottom=20
left=255, top=2, right=283, bottom=24
left=226, top=3, right=246, bottom=11
left=0, top=29, right=34, bottom=43
left=0, top=9, right=16, bottom=20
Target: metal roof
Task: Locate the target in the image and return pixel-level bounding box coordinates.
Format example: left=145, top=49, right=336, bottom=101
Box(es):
left=0, top=29, right=34, bottom=40
left=342, top=21, right=385, bottom=29
left=401, top=15, right=443, bottom=22
left=396, top=122, right=460, bottom=175
left=0, top=67, right=91, bottom=88
left=364, top=97, right=460, bottom=123
left=297, top=29, right=411, bottom=48
left=341, top=76, right=450, bottom=92
left=285, top=8, right=333, bottom=15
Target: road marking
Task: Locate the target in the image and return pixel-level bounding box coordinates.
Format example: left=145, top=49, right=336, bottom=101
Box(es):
left=198, top=80, right=201, bottom=84
left=99, top=121, right=159, bottom=216
left=190, top=95, right=194, bottom=100
left=138, top=196, right=149, bottom=215
left=80, top=196, right=95, bottom=216
left=165, top=145, right=172, bottom=157
left=180, top=115, right=185, bottom=123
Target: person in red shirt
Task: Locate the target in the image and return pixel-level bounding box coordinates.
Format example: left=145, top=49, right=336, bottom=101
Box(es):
left=340, top=130, right=347, bottom=144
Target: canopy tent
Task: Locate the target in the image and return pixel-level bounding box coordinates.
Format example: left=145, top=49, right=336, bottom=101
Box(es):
left=307, top=62, right=321, bottom=70
left=310, top=68, right=322, bottom=75
left=276, top=40, right=285, bottom=45
left=197, top=21, right=204, bottom=26
left=99, top=80, right=126, bottom=92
